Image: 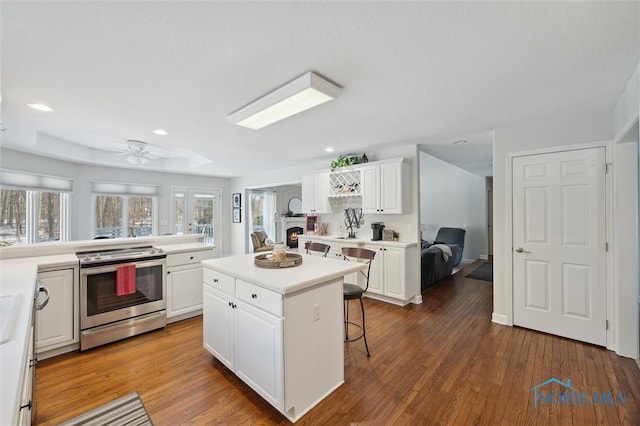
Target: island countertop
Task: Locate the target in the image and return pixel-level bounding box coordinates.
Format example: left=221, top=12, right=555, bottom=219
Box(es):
left=202, top=253, right=366, bottom=295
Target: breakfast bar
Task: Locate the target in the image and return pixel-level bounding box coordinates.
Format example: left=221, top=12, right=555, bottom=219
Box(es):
left=201, top=253, right=366, bottom=423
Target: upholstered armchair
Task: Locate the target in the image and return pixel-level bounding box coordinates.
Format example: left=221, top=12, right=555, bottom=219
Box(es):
left=423, top=227, right=466, bottom=266
left=250, top=230, right=274, bottom=253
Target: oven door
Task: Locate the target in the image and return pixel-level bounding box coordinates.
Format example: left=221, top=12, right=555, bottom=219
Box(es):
left=80, top=259, right=166, bottom=330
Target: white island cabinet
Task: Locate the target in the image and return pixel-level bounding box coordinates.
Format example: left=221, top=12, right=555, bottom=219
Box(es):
left=202, top=253, right=366, bottom=423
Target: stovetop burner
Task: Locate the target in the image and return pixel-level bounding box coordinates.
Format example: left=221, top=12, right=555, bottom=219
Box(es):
left=77, top=246, right=165, bottom=265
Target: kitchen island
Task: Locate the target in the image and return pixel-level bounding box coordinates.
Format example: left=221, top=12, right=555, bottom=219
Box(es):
left=202, top=253, right=366, bottom=423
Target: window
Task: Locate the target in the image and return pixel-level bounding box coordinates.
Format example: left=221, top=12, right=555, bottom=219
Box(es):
left=0, top=189, right=69, bottom=245
left=94, top=195, right=156, bottom=238
left=92, top=181, right=158, bottom=238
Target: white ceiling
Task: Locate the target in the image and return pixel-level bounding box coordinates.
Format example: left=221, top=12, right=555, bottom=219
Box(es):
left=1, top=2, right=638, bottom=178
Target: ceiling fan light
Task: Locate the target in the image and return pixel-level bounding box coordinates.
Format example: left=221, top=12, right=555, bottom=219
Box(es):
left=227, top=72, right=341, bottom=130
left=126, top=155, right=149, bottom=165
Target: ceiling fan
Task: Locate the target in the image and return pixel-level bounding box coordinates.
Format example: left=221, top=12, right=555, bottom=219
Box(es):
left=116, top=140, right=161, bottom=165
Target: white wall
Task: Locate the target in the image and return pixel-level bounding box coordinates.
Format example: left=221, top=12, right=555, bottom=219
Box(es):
left=418, top=150, right=486, bottom=262
left=0, top=149, right=232, bottom=253
left=612, top=61, right=639, bottom=359
left=614, top=64, right=639, bottom=137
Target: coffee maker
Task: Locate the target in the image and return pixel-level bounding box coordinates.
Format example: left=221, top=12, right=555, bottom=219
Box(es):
left=371, top=222, right=385, bottom=241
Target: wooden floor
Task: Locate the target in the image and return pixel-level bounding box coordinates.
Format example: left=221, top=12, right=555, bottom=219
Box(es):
left=34, top=261, right=640, bottom=425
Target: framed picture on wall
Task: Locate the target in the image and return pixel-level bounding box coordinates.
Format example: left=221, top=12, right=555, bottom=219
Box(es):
left=232, top=193, right=241, bottom=208
left=233, top=208, right=241, bottom=223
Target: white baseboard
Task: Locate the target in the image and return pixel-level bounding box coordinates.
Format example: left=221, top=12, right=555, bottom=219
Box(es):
left=479, top=254, right=488, bottom=260
left=491, top=312, right=508, bottom=325
left=460, top=259, right=475, bottom=265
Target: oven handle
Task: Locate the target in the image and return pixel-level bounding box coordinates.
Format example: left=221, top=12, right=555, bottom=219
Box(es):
left=35, top=283, right=50, bottom=311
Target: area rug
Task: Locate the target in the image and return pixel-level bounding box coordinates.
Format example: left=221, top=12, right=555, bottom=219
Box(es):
left=465, top=262, right=493, bottom=281
left=58, top=392, right=153, bottom=426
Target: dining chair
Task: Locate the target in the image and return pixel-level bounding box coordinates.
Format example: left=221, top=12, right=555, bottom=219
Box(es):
left=304, top=241, right=330, bottom=257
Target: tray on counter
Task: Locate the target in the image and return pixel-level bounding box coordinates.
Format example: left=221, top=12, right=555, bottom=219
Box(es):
left=254, top=252, right=303, bottom=269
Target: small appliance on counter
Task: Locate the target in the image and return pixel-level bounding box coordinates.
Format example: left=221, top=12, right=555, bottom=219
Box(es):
left=371, top=222, right=385, bottom=241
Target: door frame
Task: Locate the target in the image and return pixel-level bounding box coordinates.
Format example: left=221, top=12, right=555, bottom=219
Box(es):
left=504, top=140, right=614, bottom=350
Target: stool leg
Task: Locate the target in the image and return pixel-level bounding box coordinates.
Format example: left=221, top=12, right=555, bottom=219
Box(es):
left=344, top=299, right=349, bottom=340
left=359, top=296, right=370, bottom=357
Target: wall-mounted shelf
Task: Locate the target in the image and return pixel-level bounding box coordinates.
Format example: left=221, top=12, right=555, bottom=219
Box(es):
left=328, top=169, right=361, bottom=198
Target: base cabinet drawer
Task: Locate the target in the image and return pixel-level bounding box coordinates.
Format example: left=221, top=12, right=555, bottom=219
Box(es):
left=167, top=250, right=215, bottom=267
left=236, top=279, right=282, bottom=316
left=203, top=268, right=235, bottom=296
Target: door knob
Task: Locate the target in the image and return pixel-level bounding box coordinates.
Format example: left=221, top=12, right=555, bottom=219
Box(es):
left=515, top=247, right=530, bottom=253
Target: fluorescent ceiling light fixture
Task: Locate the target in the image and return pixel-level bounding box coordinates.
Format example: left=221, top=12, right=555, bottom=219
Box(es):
left=153, top=128, right=169, bottom=136
left=28, top=103, right=55, bottom=112
left=227, top=72, right=341, bottom=130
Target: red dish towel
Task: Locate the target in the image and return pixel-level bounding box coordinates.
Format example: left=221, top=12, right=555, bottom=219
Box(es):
left=116, top=264, right=136, bottom=296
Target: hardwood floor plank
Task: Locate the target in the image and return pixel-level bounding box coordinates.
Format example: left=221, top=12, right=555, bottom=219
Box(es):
left=34, top=261, right=640, bottom=425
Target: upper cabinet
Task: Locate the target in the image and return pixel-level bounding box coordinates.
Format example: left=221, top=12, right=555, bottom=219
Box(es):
left=302, top=158, right=408, bottom=215
left=361, top=158, right=408, bottom=214
left=301, top=172, right=330, bottom=214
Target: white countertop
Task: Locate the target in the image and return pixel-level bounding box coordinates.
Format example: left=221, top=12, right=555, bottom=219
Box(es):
left=299, top=234, right=418, bottom=248
left=202, top=253, right=366, bottom=295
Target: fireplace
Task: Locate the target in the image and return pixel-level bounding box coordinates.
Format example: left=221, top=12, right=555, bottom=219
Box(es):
left=286, top=226, right=304, bottom=249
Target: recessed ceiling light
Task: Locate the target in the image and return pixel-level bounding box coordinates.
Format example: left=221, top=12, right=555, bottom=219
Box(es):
left=153, top=129, right=169, bottom=136
left=28, top=103, right=55, bottom=112
left=452, top=139, right=467, bottom=145
left=325, top=147, right=335, bottom=153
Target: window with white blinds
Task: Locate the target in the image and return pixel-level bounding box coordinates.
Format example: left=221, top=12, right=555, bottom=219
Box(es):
left=0, top=170, right=72, bottom=245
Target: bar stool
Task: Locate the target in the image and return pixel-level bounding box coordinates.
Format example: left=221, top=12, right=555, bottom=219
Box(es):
left=341, top=247, right=376, bottom=357
left=304, top=241, right=330, bottom=257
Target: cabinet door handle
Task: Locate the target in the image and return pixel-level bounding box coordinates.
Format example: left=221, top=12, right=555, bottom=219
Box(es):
left=213, top=278, right=219, bottom=283
left=251, top=293, right=257, bottom=299
left=190, top=256, right=194, bottom=260
left=20, top=400, right=32, bottom=411
left=167, top=271, right=171, bottom=274
left=36, top=284, right=50, bottom=311
left=228, top=301, right=232, bottom=307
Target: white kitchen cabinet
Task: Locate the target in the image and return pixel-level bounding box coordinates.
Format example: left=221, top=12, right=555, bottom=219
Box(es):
left=301, top=172, right=330, bottom=214
left=167, top=249, right=215, bottom=321
left=365, top=243, right=415, bottom=301
left=203, top=270, right=284, bottom=411
left=203, top=284, right=234, bottom=370
left=361, top=159, right=408, bottom=214
left=234, top=299, right=283, bottom=408
left=369, top=245, right=404, bottom=299
left=18, top=327, right=34, bottom=426
left=35, top=268, right=77, bottom=352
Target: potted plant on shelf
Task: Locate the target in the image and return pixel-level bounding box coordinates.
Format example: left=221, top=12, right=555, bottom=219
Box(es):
left=330, top=153, right=368, bottom=171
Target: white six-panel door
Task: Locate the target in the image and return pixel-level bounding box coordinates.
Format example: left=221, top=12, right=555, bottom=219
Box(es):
left=512, top=147, right=606, bottom=346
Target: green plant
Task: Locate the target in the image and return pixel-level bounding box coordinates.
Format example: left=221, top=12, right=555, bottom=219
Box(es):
left=330, top=154, right=368, bottom=171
